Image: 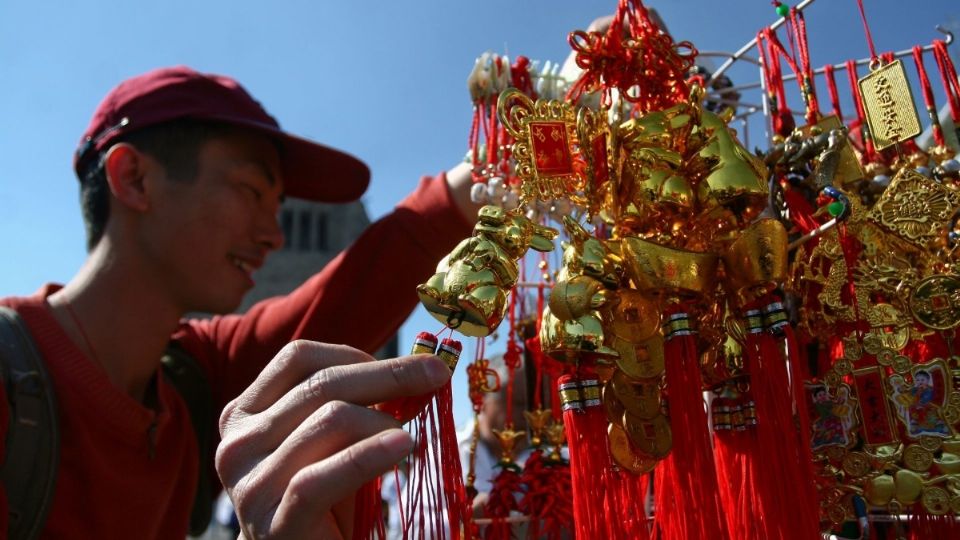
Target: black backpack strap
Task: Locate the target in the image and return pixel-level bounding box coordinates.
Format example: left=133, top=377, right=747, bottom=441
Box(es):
left=0, top=306, right=59, bottom=540
left=161, top=342, right=214, bottom=536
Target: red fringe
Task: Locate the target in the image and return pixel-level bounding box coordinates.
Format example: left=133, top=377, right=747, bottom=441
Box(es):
left=482, top=467, right=522, bottom=540
left=519, top=449, right=574, bottom=540
left=740, top=302, right=819, bottom=540
left=908, top=512, right=960, bottom=539
left=352, top=478, right=385, bottom=540
left=561, top=375, right=610, bottom=540
left=654, top=315, right=728, bottom=540
left=366, top=382, right=470, bottom=540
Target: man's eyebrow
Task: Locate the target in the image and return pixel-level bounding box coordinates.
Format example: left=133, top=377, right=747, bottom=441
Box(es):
left=254, top=160, right=286, bottom=202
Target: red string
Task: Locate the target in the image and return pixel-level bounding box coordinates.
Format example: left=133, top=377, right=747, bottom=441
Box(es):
left=469, top=106, right=482, bottom=183
left=854, top=0, right=878, bottom=61
left=758, top=29, right=796, bottom=136
left=823, top=64, right=843, bottom=120
left=933, top=39, right=960, bottom=125
left=846, top=59, right=876, bottom=161
left=566, top=0, right=696, bottom=111
left=790, top=8, right=820, bottom=123
left=913, top=45, right=946, bottom=147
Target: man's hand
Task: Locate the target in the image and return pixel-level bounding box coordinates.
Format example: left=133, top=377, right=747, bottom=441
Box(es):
left=216, top=340, right=451, bottom=538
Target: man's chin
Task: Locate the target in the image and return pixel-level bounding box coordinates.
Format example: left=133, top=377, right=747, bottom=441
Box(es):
left=186, top=295, right=245, bottom=317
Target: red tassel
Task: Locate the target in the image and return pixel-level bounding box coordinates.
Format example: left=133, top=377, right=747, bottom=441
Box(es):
left=352, top=478, right=386, bottom=540
left=481, top=466, right=522, bottom=540
left=654, top=304, right=728, bottom=540
left=370, top=337, right=472, bottom=540
left=560, top=374, right=610, bottom=540
left=519, top=449, right=574, bottom=540
left=736, top=298, right=819, bottom=540
left=908, top=512, right=960, bottom=539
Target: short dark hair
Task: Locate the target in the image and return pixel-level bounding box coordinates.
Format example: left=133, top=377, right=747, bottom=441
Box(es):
left=78, top=120, right=240, bottom=251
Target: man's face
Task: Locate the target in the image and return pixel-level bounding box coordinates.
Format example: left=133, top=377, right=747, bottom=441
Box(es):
left=137, top=130, right=285, bottom=314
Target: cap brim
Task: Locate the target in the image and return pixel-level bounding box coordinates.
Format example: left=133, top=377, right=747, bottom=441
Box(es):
left=219, top=118, right=370, bottom=203
left=278, top=132, right=370, bottom=203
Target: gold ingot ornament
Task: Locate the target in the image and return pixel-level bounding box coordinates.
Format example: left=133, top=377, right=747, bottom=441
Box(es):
left=721, top=218, right=788, bottom=303
left=621, top=236, right=718, bottom=297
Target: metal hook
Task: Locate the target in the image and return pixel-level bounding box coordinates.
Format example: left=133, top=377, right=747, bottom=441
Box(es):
left=935, top=24, right=954, bottom=46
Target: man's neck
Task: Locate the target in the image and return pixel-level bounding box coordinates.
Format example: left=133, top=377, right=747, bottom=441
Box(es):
left=48, top=243, right=183, bottom=403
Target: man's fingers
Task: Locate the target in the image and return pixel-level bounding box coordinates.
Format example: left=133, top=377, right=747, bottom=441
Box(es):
left=228, top=341, right=374, bottom=418
left=269, top=429, right=414, bottom=538
left=246, top=401, right=401, bottom=503
left=238, top=355, right=450, bottom=451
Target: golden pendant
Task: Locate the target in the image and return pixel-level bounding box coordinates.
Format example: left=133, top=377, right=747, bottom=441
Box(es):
left=858, top=59, right=921, bottom=151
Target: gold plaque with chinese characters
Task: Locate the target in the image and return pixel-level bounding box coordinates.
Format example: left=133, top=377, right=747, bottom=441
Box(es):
left=865, top=168, right=960, bottom=250
left=498, top=88, right=582, bottom=203
left=858, top=60, right=921, bottom=151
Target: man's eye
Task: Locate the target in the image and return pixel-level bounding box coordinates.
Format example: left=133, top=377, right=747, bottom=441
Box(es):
left=242, top=184, right=262, bottom=201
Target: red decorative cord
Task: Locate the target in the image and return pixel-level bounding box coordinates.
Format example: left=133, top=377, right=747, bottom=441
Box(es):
left=846, top=59, right=875, bottom=161
left=913, top=45, right=946, bottom=147
left=824, top=63, right=843, bottom=120
left=758, top=28, right=796, bottom=136
left=790, top=8, right=820, bottom=123
left=933, top=39, right=960, bottom=127
left=566, top=0, right=696, bottom=111
left=854, top=0, right=878, bottom=62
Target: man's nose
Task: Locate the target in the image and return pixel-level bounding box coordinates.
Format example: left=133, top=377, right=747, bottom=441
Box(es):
left=258, top=213, right=285, bottom=252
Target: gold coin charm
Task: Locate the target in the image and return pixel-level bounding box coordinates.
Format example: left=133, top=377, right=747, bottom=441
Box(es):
left=903, top=444, right=934, bottom=472
left=611, top=289, right=660, bottom=343
left=876, top=348, right=896, bottom=366
left=834, top=359, right=853, bottom=375
left=607, top=424, right=658, bottom=474
left=891, top=355, right=913, bottom=374
left=921, top=487, right=950, bottom=515
left=603, top=381, right=627, bottom=425
left=910, top=275, right=960, bottom=331
left=826, top=504, right=847, bottom=525
left=611, top=371, right=661, bottom=420
left=943, top=405, right=960, bottom=425
left=841, top=452, right=871, bottom=478
left=622, top=411, right=672, bottom=459
left=858, top=59, right=921, bottom=151
left=919, top=436, right=943, bottom=452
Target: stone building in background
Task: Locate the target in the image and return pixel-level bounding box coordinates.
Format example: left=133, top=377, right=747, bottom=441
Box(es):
left=238, top=198, right=399, bottom=359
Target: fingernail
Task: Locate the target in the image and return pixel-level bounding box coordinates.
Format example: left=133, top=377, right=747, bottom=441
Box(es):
left=423, top=356, right=452, bottom=385
left=380, top=429, right=414, bottom=456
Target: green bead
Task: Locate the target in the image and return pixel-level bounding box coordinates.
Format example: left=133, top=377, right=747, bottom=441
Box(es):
left=776, top=4, right=790, bottom=16
left=827, top=201, right=845, bottom=217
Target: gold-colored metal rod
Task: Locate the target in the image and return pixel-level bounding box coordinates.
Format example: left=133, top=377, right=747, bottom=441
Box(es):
left=708, top=0, right=818, bottom=85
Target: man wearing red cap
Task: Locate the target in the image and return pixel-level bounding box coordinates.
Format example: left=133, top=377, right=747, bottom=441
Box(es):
left=0, top=66, right=478, bottom=538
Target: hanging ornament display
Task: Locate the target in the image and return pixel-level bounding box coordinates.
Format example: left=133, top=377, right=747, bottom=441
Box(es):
left=376, top=1, right=960, bottom=538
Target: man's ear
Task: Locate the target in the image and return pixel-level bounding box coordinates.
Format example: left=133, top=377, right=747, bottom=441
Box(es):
left=103, top=143, right=150, bottom=212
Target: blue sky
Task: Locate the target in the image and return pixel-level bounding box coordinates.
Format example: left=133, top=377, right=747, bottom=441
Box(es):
left=1, top=1, right=958, bottom=424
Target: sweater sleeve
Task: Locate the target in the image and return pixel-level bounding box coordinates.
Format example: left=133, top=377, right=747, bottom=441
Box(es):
left=174, top=172, right=475, bottom=410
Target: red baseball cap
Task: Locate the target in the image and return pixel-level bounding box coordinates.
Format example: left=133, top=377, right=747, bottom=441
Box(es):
left=74, top=66, right=369, bottom=203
